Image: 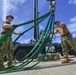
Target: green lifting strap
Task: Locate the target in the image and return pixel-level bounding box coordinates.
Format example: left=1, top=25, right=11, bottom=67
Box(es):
left=0, top=14, right=51, bottom=72
left=12, top=15, right=54, bottom=69
left=21, top=13, right=55, bottom=70
left=17, top=12, right=50, bottom=26
left=13, top=13, right=49, bottom=43
left=0, top=14, right=52, bottom=72
left=0, top=12, right=50, bottom=44
left=6, top=15, right=52, bottom=70
left=0, top=13, right=54, bottom=72
left=15, top=15, right=52, bottom=62
left=13, top=14, right=55, bottom=71
left=12, top=15, right=52, bottom=69
left=0, top=13, right=55, bottom=74
left=0, top=13, right=51, bottom=72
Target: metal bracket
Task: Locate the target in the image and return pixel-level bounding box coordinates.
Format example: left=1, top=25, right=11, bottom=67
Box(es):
left=47, top=0, right=56, bottom=13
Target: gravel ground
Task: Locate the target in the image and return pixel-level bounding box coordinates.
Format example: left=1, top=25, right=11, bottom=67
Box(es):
left=1, top=57, right=76, bottom=75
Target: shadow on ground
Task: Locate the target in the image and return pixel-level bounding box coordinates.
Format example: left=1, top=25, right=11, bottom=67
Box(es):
left=31, top=61, right=76, bottom=70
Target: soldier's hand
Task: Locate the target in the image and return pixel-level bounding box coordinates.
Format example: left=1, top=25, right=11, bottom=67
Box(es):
left=12, top=25, right=18, bottom=28
left=18, top=33, right=23, bottom=35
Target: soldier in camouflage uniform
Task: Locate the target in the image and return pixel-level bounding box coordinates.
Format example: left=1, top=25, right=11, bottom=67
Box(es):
left=54, top=20, right=76, bottom=64
left=0, top=15, right=19, bottom=68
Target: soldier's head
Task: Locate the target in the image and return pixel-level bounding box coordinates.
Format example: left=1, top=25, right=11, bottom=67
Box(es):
left=6, top=15, right=14, bottom=22
left=54, top=20, right=60, bottom=27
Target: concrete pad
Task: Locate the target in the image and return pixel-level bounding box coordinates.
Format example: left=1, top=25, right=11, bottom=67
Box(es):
left=1, top=57, right=76, bottom=75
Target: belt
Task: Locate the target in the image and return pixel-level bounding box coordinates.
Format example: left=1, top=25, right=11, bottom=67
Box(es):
left=1, top=32, right=7, bottom=34
left=61, top=32, right=70, bottom=37
left=1, top=33, right=12, bottom=37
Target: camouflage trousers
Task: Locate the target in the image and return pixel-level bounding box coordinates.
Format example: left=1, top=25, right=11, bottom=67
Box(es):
left=61, top=33, right=76, bottom=58
left=0, top=34, right=13, bottom=65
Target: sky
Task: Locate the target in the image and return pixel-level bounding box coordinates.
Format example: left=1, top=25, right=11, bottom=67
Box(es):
left=0, top=0, right=76, bottom=43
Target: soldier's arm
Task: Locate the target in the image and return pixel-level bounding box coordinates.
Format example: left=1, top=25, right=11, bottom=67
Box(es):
left=54, top=31, right=58, bottom=34
left=3, top=24, right=12, bottom=29
left=50, top=30, right=58, bottom=34
left=12, top=32, right=19, bottom=35
left=3, top=21, right=12, bottom=29
left=59, top=23, right=66, bottom=28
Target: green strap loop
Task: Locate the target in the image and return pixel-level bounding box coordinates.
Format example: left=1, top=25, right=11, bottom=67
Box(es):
left=17, top=12, right=50, bottom=26
left=13, top=15, right=52, bottom=62
left=22, top=14, right=55, bottom=70
left=13, top=13, right=49, bottom=43
left=12, top=15, right=52, bottom=69
left=15, top=14, right=55, bottom=70
left=0, top=13, right=55, bottom=74
left=0, top=14, right=52, bottom=72
left=0, top=12, right=50, bottom=44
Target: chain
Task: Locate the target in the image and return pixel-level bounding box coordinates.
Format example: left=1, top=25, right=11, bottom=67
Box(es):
left=47, top=0, right=56, bottom=13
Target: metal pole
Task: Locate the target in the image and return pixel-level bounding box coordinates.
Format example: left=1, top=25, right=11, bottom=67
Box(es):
left=33, top=0, right=39, bottom=42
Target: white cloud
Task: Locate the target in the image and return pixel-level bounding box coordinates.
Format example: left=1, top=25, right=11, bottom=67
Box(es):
left=53, top=37, right=61, bottom=43
left=73, top=33, right=76, bottom=37
left=39, top=25, right=44, bottom=30
left=9, top=0, right=27, bottom=5
left=19, top=39, right=31, bottom=43
left=70, top=16, right=76, bottom=22
left=68, top=16, right=76, bottom=32
left=68, top=0, right=76, bottom=5
left=2, top=0, right=27, bottom=20
left=3, top=1, right=17, bottom=20
left=15, top=26, right=25, bottom=32
left=12, top=33, right=31, bottom=43
left=67, top=22, right=76, bottom=32
left=67, top=16, right=76, bottom=38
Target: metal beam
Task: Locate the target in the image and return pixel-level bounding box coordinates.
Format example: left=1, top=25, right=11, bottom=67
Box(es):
left=33, top=0, right=39, bottom=41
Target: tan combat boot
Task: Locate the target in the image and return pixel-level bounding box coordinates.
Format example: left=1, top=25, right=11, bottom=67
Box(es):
left=62, top=58, right=71, bottom=64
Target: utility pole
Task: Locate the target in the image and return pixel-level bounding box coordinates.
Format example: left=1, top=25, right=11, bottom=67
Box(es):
left=33, top=0, right=39, bottom=42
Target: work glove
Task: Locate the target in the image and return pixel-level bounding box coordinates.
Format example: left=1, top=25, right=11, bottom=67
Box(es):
left=12, top=25, right=18, bottom=28
left=18, top=33, right=23, bottom=35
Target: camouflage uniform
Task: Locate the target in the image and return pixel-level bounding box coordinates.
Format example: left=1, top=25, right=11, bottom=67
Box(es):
left=0, top=20, right=13, bottom=68
left=61, top=33, right=76, bottom=58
